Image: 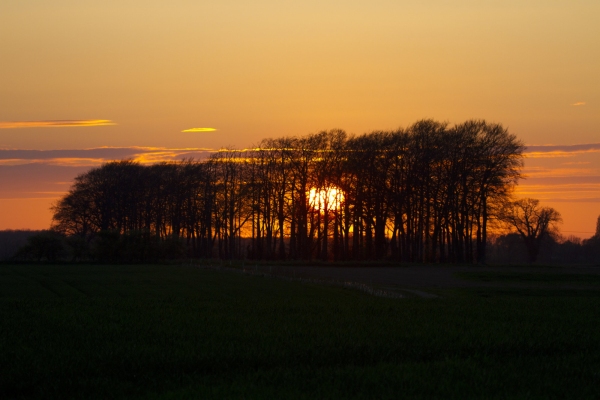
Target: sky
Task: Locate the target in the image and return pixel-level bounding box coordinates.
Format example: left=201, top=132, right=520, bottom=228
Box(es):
left=1, top=0, right=599, bottom=238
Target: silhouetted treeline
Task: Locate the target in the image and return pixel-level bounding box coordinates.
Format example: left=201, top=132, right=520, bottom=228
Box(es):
left=487, top=233, right=600, bottom=265
left=11, top=229, right=599, bottom=265
left=52, top=119, right=525, bottom=263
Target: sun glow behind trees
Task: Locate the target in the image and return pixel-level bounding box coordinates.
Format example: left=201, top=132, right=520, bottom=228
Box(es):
left=51, top=119, right=524, bottom=263
left=308, top=186, right=343, bottom=212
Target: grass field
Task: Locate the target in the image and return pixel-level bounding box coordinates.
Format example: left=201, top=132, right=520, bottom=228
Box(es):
left=457, top=270, right=600, bottom=284
left=1, top=264, right=600, bottom=399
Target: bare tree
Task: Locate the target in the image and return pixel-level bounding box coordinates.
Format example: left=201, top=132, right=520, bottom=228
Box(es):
left=499, top=198, right=562, bottom=263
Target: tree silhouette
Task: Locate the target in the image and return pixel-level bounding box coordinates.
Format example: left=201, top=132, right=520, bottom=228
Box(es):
left=51, top=119, right=525, bottom=263
left=499, top=198, right=562, bottom=263
left=15, top=231, right=66, bottom=262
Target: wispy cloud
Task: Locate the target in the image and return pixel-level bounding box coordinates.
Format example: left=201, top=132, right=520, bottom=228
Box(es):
left=572, top=102, right=586, bottom=106
left=0, top=147, right=216, bottom=166
left=0, top=192, right=67, bottom=200
left=181, top=127, right=217, bottom=133
left=522, top=167, right=597, bottom=178
left=0, top=120, right=115, bottom=129
left=521, top=175, right=600, bottom=185
left=0, top=158, right=110, bottom=167
left=0, top=148, right=218, bottom=204
left=524, top=143, right=600, bottom=158
left=561, top=161, right=591, bottom=166
left=515, top=143, right=600, bottom=206
left=516, top=180, right=600, bottom=203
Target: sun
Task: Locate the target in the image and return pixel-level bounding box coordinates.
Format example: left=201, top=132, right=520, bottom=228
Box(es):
left=308, top=185, right=344, bottom=212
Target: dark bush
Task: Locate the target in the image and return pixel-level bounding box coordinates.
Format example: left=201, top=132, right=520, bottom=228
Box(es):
left=14, top=231, right=66, bottom=262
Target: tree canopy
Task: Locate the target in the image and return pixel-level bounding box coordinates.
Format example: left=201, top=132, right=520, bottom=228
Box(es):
left=51, top=119, right=524, bottom=263
left=499, top=198, right=562, bottom=263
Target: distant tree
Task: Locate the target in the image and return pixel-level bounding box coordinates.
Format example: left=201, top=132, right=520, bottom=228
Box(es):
left=15, top=231, right=66, bottom=262
left=486, top=233, right=528, bottom=264
left=499, top=198, right=562, bottom=263
left=552, top=235, right=585, bottom=264
left=581, top=215, right=600, bottom=263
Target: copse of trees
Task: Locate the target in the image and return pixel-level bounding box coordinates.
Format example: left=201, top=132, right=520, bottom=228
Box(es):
left=51, top=119, right=525, bottom=263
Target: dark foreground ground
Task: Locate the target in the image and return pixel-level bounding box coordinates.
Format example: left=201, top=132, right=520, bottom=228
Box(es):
left=1, top=263, right=600, bottom=399
left=237, top=263, right=600, bottom=297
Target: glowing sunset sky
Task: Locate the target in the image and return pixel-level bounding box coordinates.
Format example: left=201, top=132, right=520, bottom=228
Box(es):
left=1, top=0, right=599, bottom=237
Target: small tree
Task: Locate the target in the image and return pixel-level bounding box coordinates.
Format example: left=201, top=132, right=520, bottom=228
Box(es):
left=582, top=215, right=600, bottom=263
left=15, top=231, right=66, bottom=262
left=499, top=198, right=562, bottom=263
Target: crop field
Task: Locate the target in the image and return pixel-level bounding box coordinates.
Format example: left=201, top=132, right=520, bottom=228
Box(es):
left=1, top=263, right=600, bottom=399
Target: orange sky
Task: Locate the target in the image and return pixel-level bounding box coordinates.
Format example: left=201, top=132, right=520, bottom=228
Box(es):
left=1, top=1, right=599, bottom=237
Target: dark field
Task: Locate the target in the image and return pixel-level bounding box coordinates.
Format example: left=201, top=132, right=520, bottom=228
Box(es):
left=2, top=264, right=600, bottom=399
